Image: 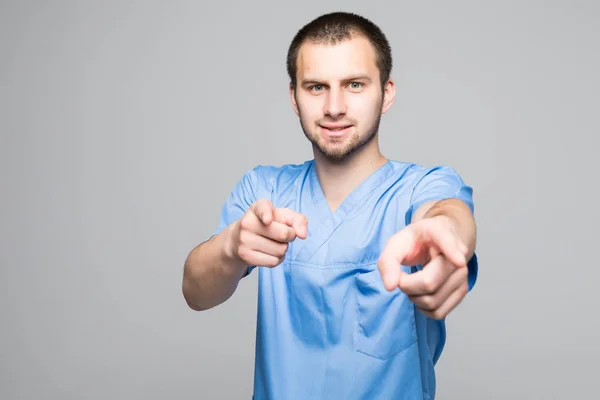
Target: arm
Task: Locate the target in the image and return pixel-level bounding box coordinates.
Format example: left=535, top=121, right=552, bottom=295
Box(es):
left=182, top=222, right=248, bottom=311
left=378, top=165, right=479, bottom=319
left=181, top=169, right=258, bottom=311
left=182, top=196, right=306, bottom=312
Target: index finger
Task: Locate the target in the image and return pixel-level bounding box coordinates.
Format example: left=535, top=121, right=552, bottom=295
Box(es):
left=273, top=208, right=308, bottom=239
left=261, top=220, right=297, bottom=243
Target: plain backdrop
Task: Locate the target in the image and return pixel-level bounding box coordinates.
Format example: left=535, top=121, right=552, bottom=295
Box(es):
left=1, top=1, right=598, bottom=399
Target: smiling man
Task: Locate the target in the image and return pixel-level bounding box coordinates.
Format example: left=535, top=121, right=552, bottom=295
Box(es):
left=183, top=11, right=478, bottom=400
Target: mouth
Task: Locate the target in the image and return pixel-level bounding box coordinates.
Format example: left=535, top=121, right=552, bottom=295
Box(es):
left=319, top=124, right=353, bottom=138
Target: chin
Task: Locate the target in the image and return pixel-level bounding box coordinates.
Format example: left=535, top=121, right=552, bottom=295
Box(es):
left=305, top=128, right=365, bottom=161
left=318, top=145, right=354, bottom=162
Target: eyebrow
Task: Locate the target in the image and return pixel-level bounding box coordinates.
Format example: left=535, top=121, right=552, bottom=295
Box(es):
left=300, top=75, right=373, bottom=86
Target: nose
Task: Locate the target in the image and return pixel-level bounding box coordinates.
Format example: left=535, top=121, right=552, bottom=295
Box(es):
left=324, top=87, right=346, bottom=118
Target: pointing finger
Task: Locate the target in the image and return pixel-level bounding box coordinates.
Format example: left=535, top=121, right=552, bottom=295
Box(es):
left=263, top=221, right=297, bottom=243
left=274, top=208, right=308, bottom=239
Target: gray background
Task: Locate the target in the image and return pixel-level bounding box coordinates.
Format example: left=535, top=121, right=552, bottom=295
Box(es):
left=1, top=1, right=598, bottom=399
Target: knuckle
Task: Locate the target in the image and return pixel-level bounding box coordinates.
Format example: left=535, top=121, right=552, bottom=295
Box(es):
left=270, top=227, right=282, bottom=241
left=455, top=269, right=468, bottom=282
left=422, top=276, right=438, bottom=293
left=265, top=259, right=277, bottom=268
left=238, top=229, right=250, bottom=245
left=237, top=247, right=250, bottom=261
left=278, top=243, right=289, bottom=257
left=239, top=215, right=252, bottom=231
left=267, top=256, right=284, bottom=268
left=431, top=310, right=444, bottom=320
left=280, top=229, right=292, bottom=242
left=460, top=282, right=469, bottom=296
left=441, top=255, right=452, bottom=267
left=421, top=296, right=437, bottom=310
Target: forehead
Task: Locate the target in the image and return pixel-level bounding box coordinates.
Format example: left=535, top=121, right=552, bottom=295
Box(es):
left=296, top=36, right=379, bottom=80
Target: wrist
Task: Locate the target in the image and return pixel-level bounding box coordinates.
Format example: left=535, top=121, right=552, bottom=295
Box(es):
left=221, top=221, right=249, bottom=275
left=422, top=203, right=460, bottom=231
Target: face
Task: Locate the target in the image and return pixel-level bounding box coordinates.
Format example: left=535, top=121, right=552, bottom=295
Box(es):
left=290, top=35, right=395, bottom=162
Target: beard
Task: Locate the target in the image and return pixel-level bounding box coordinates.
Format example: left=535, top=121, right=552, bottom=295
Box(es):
left=297, top=109, right=382, bottom=163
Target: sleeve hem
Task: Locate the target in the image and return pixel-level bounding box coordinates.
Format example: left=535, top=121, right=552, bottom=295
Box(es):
left=467, top=253, right=478, bottom=291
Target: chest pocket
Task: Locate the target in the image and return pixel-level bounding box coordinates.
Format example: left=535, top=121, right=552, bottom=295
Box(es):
left=354, top=265, right=417, bottom=360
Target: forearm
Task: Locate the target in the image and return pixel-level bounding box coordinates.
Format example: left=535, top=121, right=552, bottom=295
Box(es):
left=182, top=222, right=248, bottom=311
left=423, top=198, right=477, bottom=261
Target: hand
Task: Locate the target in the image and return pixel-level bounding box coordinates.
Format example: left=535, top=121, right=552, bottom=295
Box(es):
left=377, top=215, right=470, bottom=320
left=228, top=199, right=308, bottom=268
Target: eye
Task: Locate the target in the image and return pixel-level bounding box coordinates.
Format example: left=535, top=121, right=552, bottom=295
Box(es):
left=348, top=82, right=364, bottom=90
left=309, top=84, right=324, bottom=92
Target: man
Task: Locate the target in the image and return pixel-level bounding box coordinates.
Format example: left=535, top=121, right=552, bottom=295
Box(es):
left=182, top=11, right=478, bottom=400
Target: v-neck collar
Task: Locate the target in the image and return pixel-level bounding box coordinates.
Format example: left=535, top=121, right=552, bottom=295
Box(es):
left=307, top=159, right=394, bottom=222
left=293, top=159, right=395, bottom=263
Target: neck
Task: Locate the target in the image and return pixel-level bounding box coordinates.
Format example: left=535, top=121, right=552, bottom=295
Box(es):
left=313, top=138, right=388, bottom=213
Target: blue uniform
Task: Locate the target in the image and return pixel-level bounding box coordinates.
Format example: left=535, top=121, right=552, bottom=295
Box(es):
left=213, top=159, right=478, bottom=399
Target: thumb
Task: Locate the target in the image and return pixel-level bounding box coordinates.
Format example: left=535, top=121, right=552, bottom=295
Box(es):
left=253, top=199, right=275, bottom=225
left=292, top=216, right=308, bottom=239
left=377, top=254, right=402, bottom=292
left=378, top=228, right=418, bottom=291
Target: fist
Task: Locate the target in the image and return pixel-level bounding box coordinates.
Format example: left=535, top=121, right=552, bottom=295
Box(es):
left=231, top=199, right=308, bottom=268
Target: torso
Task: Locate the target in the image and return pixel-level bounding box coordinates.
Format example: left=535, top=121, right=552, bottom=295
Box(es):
left=248, top=159, right=445, bottom=399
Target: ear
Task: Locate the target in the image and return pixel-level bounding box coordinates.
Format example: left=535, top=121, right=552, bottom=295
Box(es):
left=289, top=83, right=300, bottom=116
left=381, top=78, right=396, bottom=114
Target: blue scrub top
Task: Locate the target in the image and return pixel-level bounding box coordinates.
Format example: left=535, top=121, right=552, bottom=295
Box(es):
left=213, top=159, right=478, bottom=400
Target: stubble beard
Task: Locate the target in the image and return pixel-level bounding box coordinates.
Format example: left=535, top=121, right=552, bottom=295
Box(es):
left=297, top=107, right=383, bottom=164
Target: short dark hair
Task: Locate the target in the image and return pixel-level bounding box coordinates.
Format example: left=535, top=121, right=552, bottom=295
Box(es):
left=286, top=12, right=393, bottom=89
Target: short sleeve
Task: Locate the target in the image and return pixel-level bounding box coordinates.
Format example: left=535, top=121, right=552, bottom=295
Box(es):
left=405, top=166, right=479, bottom=291
left=211, top=168, right=259, bottom=277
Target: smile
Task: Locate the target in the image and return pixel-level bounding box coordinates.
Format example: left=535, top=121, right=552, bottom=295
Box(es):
left=320, top=125, right=353, bottom=138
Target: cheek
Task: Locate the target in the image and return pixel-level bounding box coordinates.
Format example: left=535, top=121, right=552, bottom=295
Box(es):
left=298, top=98, right=322, bottom=119
left=349, top=96, right=379, bottom=120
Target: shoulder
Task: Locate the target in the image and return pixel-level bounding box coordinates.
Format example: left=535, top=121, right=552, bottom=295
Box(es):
left=387, top=159, right=473, bottom=204
left=387, top=161, right=470, bottom=197
left=249, top=160, right=313, bottom=183
left=245, top=160, right=313, bottom=189
left=389, top=160, right=465, bottom=182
